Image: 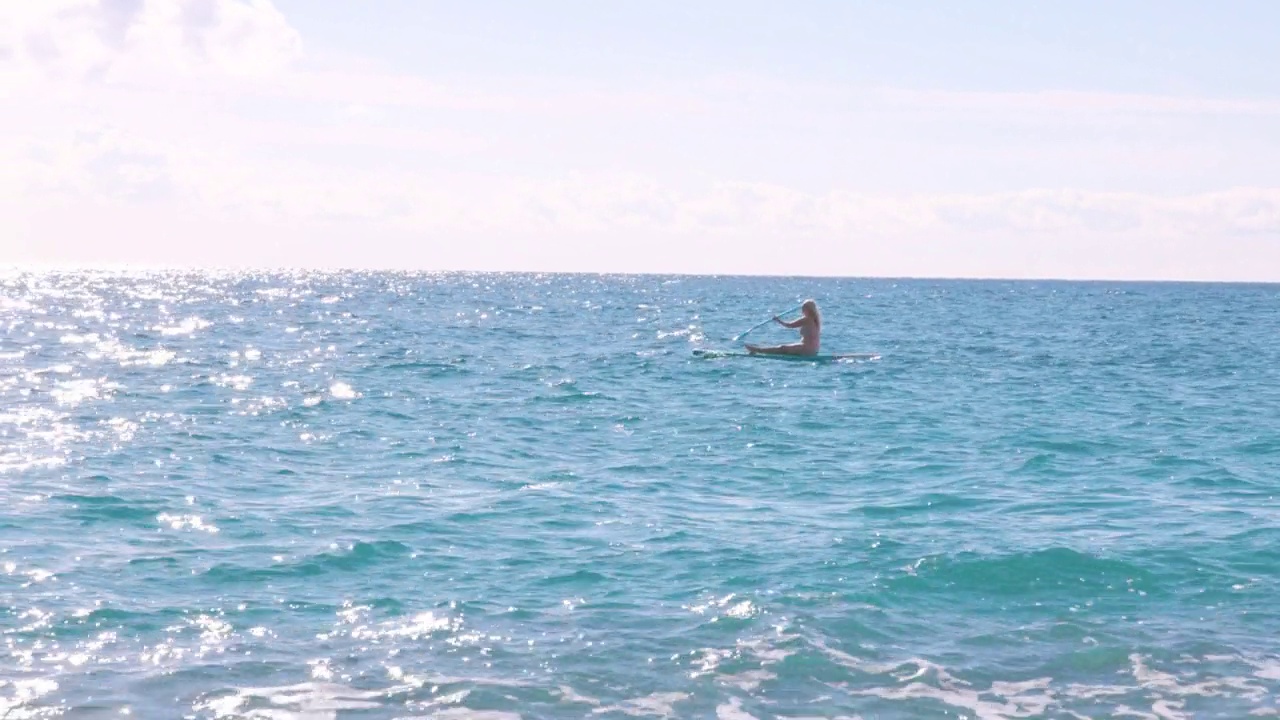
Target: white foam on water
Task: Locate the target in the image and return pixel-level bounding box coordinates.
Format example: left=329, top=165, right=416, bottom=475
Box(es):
left=238, top=396, right=288, bottom=416
left=689, top=647, right=734, bottom=678
left=81, top=337, right=178, bottom=366
left=329, top=382, right=359, bottom=399
left=157, top=513, right=220, bottom=534
left=195, top=681, right=383, bottom=719
left=51, top=377, right=119, bottom=406
left=716, top=697, right=761, bottom=719
left=556, top=685, right=601, bottom=707
left=0, top=677, right=60, bottom=719
left=812, top=632, right=1279, bottom=719
left=684, top=592, right=759, bottom=621
left=738, top=632, right=799, bottom=664
left=851, top=677, right=1054, bottom=720
left=103, top=416, right=139, bottom=442
left=773, top=716, right=864, bottom=720
left=719, top=669, right=776, bottom=692
left=590, top=691, right=690, bottom=717
left=384, top=671, right=533, bottom=696
left=1252, top=658, right=1280, bottom=681
left=1128, top=653, right=1270, bottom=704
left=153, top=317, right=211, bottom=336
left=342, top=610, right=462, bottom=643
left=427, top=710, right=522, bottom=720
left=214, top=374, right=254, bottom=391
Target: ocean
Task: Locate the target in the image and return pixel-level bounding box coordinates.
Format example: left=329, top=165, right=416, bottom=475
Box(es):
left=2, top=271, right=1278, bottom=719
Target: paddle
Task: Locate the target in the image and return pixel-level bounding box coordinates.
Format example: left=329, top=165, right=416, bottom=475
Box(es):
left=732, top=304, right=802, bottom=343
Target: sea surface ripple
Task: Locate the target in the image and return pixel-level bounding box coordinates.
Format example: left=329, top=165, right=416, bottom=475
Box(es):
left=2, top=271, right=1279, bottom=719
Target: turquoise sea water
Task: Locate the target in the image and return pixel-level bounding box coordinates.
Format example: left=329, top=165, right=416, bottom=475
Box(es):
left=2, top=271, right=1279, bottom=719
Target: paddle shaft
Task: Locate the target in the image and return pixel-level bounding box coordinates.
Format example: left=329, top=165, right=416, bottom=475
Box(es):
left=733, top=304, right=802, bottom=342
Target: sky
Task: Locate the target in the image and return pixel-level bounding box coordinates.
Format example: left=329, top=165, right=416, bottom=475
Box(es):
left=2, top=0, right=1279, bottom=280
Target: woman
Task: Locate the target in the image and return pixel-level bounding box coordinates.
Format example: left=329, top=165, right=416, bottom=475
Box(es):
left=745, top=299, right=821, bottom=356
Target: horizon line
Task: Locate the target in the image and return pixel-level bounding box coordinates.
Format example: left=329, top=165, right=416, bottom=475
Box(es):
left=2, top=263, right=1278, bottom=286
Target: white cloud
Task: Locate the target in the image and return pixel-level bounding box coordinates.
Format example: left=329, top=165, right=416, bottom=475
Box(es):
left=5, top=123, right=1277, bottom=279
left=0, top=0, right=301, bottom=87
left=1, top=2, right=1277, bottom=280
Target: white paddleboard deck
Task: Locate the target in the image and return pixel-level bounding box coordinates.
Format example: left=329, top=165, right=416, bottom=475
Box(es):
left=692, top=349, right=880, bottom=362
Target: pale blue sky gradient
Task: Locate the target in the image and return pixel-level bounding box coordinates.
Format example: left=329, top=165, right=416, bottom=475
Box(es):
left=281, top=2, right=1280, bottom=97
left=3, top=1, right=1278, bottom=279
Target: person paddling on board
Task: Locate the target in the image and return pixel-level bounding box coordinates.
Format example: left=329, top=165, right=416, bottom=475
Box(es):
left=745, top=299, right=821, bottom=356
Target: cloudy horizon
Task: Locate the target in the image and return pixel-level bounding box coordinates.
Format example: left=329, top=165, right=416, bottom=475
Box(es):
left=4, top=1, right=1279, bottom=281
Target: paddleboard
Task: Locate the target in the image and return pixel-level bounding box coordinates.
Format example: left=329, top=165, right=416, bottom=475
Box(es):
left=692, top=349, right=879, bottom=362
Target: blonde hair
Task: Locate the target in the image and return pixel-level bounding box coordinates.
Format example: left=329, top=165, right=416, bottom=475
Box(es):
left=802, top=299, right=820, bottom=327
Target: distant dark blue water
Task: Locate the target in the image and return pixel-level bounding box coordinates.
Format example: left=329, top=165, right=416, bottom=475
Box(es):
left=2, top=271, right=1279, bottom=718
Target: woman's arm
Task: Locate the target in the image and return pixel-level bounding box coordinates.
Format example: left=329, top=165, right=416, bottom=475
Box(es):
left=775, top=316, right=805, bottom=329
